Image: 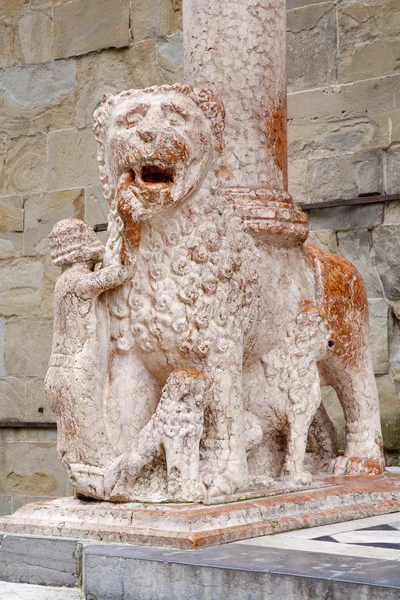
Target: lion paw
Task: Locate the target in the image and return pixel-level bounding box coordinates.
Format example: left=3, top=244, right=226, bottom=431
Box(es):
left=206, top=469, right=248, bottom=499
left=320, top=455, right=384, bottom=476
left=280, top=470, right=313, bottom=487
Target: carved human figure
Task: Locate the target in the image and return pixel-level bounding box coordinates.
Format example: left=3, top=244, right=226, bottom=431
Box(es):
left=88, top=83, right=384, bottom=501
left=44, top=218, right=134, bottom=498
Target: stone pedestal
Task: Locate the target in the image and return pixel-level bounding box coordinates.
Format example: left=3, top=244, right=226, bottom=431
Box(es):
left=1, top=473, right=399, bottom=549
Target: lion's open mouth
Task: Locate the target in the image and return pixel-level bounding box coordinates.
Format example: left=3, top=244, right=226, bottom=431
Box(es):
left=140, top=165, right=175, bottom=186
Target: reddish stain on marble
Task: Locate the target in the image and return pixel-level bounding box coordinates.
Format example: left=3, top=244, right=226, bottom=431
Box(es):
left=305, top=244, right=368, bottom=366
left=265, top=102, right=288, bottom=189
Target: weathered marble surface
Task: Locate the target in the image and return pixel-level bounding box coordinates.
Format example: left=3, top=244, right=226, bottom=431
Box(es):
left=0, top=474, right=399, bottom=548
left=40, top=80, right=385, bottom=505
left=183, top=0, right=287, bottom=190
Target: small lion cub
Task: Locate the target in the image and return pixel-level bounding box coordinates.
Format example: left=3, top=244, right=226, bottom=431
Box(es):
left=44, top=218, right=134, bottom=498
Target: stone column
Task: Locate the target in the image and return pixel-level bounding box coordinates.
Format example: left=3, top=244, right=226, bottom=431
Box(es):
left=183, top=0, right=287, bottom=191
left=183, top=0, right=308, bottom=245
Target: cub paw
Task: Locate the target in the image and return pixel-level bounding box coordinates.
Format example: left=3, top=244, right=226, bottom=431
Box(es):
left=280, top=470, right=313, bottom=487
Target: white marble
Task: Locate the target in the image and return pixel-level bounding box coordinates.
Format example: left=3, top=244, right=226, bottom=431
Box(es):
left=236, top=511, right=400, bottom=562
left=276, top=511, right=400, bottom=539
left=0, top=582, right=81, bottom=600
left=40, top=0, right=385, bottom=506
left=332, top=531, right=400, bottom=545
left=236, top=535, right=400, bottom=562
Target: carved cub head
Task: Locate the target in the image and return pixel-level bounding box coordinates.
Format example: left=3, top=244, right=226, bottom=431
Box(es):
left=94, top=84, right=225, bottom=220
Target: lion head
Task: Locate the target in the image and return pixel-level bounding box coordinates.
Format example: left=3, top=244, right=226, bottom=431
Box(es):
left=93, top=84, right=225, bottom=221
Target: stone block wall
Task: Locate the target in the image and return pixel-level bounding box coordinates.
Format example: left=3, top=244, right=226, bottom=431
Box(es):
left=0, top=0, right=399, bottom=513
left=287, top=0, right=400, bottom=462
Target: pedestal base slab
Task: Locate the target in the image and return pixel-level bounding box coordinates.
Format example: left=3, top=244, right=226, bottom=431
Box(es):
left=1, top=474, right=399, bottom=550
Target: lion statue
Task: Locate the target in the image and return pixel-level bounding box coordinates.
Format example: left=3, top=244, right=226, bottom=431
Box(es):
left=57, top=83, right=383, bottom=502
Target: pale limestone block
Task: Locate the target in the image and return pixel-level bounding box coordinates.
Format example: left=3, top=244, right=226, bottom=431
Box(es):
left=288, top=159, right=308, bottom=204
left=0, top=196, right=23, bottom=233
left=0, top=427, right=25, bottom=442
left=0, top=140, right=5, bottom=194
left=5, top=317, right=53, bottom=377
left=385, top=145, right=400, bottom=196
left=0, top=257, right=44, bottom=317
left=0, top=60, right=76, bottom=138
left=47, top=129, right=98, bottom=191
left=26, top=378, right=55, bottom=422
left=53, top=0, right=130, bottom=59
left=15, top=8, right=53, bottom=65
left=308, top=203, right=383, bottom=231
left=0, top=377, right=25, bottom=420
left=376, top=374, right=400, bottom=452
left=24, top=189, right=84, bottom=256
left=0, top=233, right=23, bottom=259
left=0, top=440, right=67, bottom=497
left=0, top=317, right=5, bottom=376
left=307, top=230, right=337, bottom=255
left=84, top=186, right=108, bottom=228
left=321, top=385, right=345, bottom=452
left=76, top=40, right=158, bottom=129
left=338, top=0, right=400, bottom=83
left=288, top=75, right=400, bottom=160
left=369, top=299, right=389, bottom=375
left=131, top=0, right=182, bottom=42
left=323, top=376, right=400, bottom=454
left=0, top=16, right=21, bottom=69
left=5, top=134, right=46, bottom=194
left=156, top=34, right=183, bottom=85
left=0, top=0, right=27, bottom=17
left=287, top=0, right=330, bottom=7
left=287, top=3, right=337, bottom=93
left=25, top=428, right=57, bottom=442
left=307, top=150, right=383, bottom=203
left=385, top=200, right=400, bottom=225
left=289, top=116, right=379, bottom=163
left=40, top=254, right=61, bottom=315
left=389, top=305, right=400, bottom=367
left=337, top=229, right=383, bottom=298
left=30, top=0, right=52, bottom=8
left=388, top=109, right=400, bottom=146
left=84, top=186, right=108, bottom=245
left=372, top=225, right=400, bottom=300
left=340, top=38, right=400, bottom=86
left=0, top=495, right=12, bottom=516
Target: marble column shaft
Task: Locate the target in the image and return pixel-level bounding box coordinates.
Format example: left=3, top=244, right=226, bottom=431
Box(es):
left=183, top=0, right=287, bottom=191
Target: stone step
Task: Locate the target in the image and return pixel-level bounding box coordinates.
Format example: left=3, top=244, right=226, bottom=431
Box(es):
left=82, top=539, right=400, bottom=600
left=2, top=512, right=400, bottom=599
left=0, top=581, right=81, bottom=600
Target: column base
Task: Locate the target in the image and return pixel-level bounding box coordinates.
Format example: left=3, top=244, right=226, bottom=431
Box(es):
left=226, top=188, right=309, bottom=246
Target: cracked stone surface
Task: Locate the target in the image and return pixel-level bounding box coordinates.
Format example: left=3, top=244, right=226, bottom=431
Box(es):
left=36, top=78, right=384, bottom=506
left=10, top=1, right=385, bottom=511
